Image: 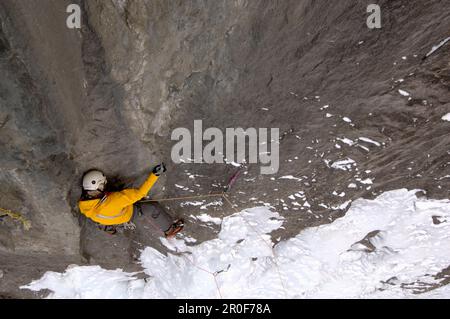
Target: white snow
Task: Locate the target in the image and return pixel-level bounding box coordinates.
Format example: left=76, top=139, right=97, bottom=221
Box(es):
left=441, top=113, right=450, bottom=122
left=330, top=158, right=356, bottom=171
left=175, top=184, right=189, bottom=191
left=357, top=144, right=370, bottom=152
left=160, top=237, right=190, bottom=253
left=194, top=213, right=222, bottom=225
left=358, top=137, right=381, bottom=147
left=200, top=200, right=223, bottom=210
left=223, top=158, right=241, bottom=167
left=398, top=89, right=410, bottom=97
left=228, top=161, right=241, bottom=167
left=180, top=201, right=205, bottom=207
left=425, top=37, right=450, bottom=58
left=332, top=200, right=352, bottom=211
left=342, top=117, right=352, bottom=123
left=22, top=266, right=142, bottom=299
left=22, top=189, right=450, bottom=299
left=336, top=137, right=354, bottom=146
left=279, top=175, right=302, bottom=181
left=358, top=178, right=373, bottom=185
left=294, top=192, right=305, bottom=198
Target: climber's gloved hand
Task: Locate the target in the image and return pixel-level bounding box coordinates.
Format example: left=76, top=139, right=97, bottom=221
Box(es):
left=152, top=163, right=167, bottom=176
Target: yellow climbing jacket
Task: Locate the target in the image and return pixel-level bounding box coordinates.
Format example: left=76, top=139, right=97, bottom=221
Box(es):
left=78, top=173, right=159, bottom=225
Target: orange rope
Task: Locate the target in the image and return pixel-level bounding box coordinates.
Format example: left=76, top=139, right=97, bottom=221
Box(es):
left=140, top=193, right=224, bottom=203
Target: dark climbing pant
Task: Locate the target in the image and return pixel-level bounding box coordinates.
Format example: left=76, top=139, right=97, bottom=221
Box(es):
left=134, top=202, right=173, bottom=233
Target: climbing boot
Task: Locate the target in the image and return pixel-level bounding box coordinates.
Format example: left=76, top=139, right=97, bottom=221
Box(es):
left=164, top=219, right=184, bottom=238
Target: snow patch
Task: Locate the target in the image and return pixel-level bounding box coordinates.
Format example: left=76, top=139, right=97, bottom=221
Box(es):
left=441, top=113, right=450, bottom=122
left=425, top=37, right=450, bottom=58
left=23, top=190, right=450, bottom=298
left=279, top=175, right=302, bottom=181
left=175, top=184, right=189, bottom=191
left=180, top=201, right=205, bottom=207
left=342, top=117, right=352, bottom=123
left=358, top=178, right=373, bottom=185
left=398, top=89, right=410, bottom=97
left=331, top=158, right=356, bottom=171
left=336, top=137, right=354, bottom=146
left=358, top=137, right=381, bottom=147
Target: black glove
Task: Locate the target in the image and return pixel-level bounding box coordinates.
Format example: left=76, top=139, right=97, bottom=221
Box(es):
left=152, top=163, right=167, bottom=176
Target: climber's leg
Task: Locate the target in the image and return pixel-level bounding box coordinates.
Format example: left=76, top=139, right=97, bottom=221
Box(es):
left=136, top=202, right=183, bottom=237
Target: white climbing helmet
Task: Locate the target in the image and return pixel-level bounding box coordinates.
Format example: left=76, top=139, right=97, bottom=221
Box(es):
left=82, top=170, right=107, bottom=191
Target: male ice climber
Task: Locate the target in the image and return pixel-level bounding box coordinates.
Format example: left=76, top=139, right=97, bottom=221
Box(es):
left=79, top=163, right=184, bottom=237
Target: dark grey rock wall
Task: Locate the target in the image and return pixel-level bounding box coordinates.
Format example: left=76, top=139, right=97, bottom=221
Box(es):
left=0, top=0, right=449, bottom=297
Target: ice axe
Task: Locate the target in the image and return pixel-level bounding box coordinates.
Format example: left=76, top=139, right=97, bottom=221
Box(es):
left=223, top=166, right=245, bottom=194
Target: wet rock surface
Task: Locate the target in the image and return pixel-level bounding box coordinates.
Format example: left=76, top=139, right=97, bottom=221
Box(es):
left=0, top=0, right=449, bottom=297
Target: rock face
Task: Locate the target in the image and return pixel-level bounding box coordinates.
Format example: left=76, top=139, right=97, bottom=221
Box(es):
left=0, top=0, right=449, bottom=297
